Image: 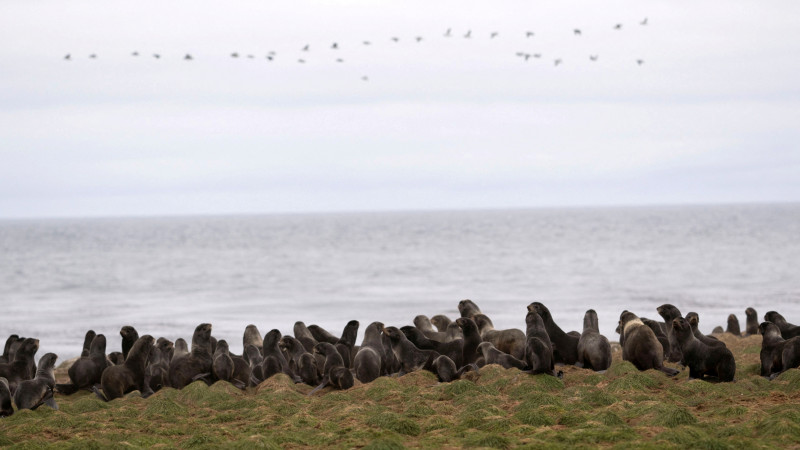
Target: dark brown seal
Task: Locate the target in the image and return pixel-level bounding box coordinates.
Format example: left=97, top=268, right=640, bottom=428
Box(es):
left=0, top=377, right=12, bottom=417
left=673, top=317, right=735, bottom=381
left=120, top=326, right=139, bottom=361
left=726, top=314, right=741, bottom=336
left=524, top=310, right=557, bottom=376
left=656, top=304, right=684, bottom=363
left=382, top=326, right=438, bottom=375
left=473, top=314, right=526, bottom=361
left=95, top=335, right=155, bottom=401
left=745, top=307, right=759, bottom=336
left=0, top=337, right=39, bottom=394
left=764, top=311, right=800, bottom=339
left=457, top=299, right=482, bottom=318
left=576, top=309, right=611, bottom=371
left=57, top=334, right=109, bottom=395
left=477, top=342, right=526, bottom=370
left=168, top=324, right=213, bottom=389
left=14, top=353, right=58, bottom=410
left=528, top=302, right=579, bottom=365
left=759, top=321, right=800, bottom=379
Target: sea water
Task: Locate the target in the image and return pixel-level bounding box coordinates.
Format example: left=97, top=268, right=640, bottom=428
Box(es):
left=1, top=203, right=798, bottom=360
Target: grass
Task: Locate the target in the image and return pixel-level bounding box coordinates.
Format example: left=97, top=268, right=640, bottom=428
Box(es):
left=3, top=333, right=800, bottom=447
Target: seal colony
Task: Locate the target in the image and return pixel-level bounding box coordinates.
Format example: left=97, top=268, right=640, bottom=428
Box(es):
left=0, top=301, right=791, bottom=416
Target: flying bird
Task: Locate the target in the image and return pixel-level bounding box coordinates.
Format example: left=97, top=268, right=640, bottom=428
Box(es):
left=533, top=53, right=541, bottom=58
left=331, top=42, right=338, bottom=49
left=523, top=53, right=531, bottom=61
left=526, top=31, right=535, bottom=38
left=361, top=75, right=368, bottom=81
left=298, top=59, right=306, bottom=63
left=231, top=52, right=239, bottom=58
left=636, top=59, right=644, bottom=65
left=336, top=58, right=343, bottom=62
left=391, top=37, right=399, bottom=42
left=89, top=54, right=97, bottom=59
left=574, top=29, right=581, bottom=35
left=302, top=44, right=309, bottom=51
left=184, top=54, right=193, bottom=60
left=464, top=30, right=471, bottom=38
left=444, top=28, right=452, bottom=37
left=490, top=31, right=498, bottom=38
left=415, top=36, right=423, bottom=42
left=64, top=54, right=71, bottom=60
left=640, top=17, right=648, bottom=25
left=614, top=24, right=622, bottom=29
left=131, top=51, right=139, bottom=56
left=363, top=41, right=371, bottom=45
left=589, top=55, right=598, bottom=61
left=153, top=53, right=160, bottom=59
left=247, top=55, right=254, bottom=59
left=554, top=59, right=562, bottom=66
left=266, top=55, right=273, bottom=61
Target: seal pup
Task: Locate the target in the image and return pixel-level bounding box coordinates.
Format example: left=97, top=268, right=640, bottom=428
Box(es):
left=528, top=302, right=579, bottom=365
left=212, top=340, right=236, bottom=386
left=108, top=352, right=125, bottom=365
left=14, top=353, right=58, bottom=410
left=0, top=377, right=12, bottom=417
left=445, top=322, right=464, bottom=342
left=242, top=325, right=263, bottom=364
left=685, top=313, right=725, bottom=347
left=310, top=342, right=354, bottom=394
left=1, top=335, right=21, bottom=364
left=335, top=320, right=359, bottom=369
left=454, top=318, right=482, bottom=366
left=524, top=310, right=558, bottom=377
left=764, top=311, right=800, bottom=339
left=279, top=336, right=319, bottom=386
left=245, top=344, right=266, bottom=384
left=0, top=337, right=39, bottom=394
left=477, top=342, right=527, bottom=370
left=80, top=330, right=96, bottom=357
left=745, top=307, right=759, bottom=336
left=458, top=299, right=482, bottom=318
left=262, top=329, right=301, bottom=382
left=619, top=311, right=678, bottom=376
left=353, top=322, right=385, bottom=383
left=430, top=315, right=452, bottom=333
left=431, top=355, right=477, bottom=382
left=120, top=326, right=139, bottom=361
left=146, top=337, right=172, bottom=392
left=473, top=314, right=526, bottom=360
left=726, top=314, right=741, bottom=336
left=172, top=338, right=189, bottom=363
left=414, top=315, right=446, bottom=342
left=576, top=309, right=611, bottom=371
left=57, top=334, right=109, bottom=395
left=307, top=325, right=340, bottom=345
left=640, top=317, right=670, bottom=359
left=673, top=317, right=735, bottom=381
left=400, top=326, right=464, bottom=368
left=381, top=326, right=438, bottom=375
left=95, top=335, right=155, bottom=401
left=759, top=321, right=800, bottom=379
left=168, top=324, right=213, bottom=389
left=712, top=326, right=724, bottom=334
left=656, top=304, right=684, bottom=363
left=294, top=321, right=320, bottom=353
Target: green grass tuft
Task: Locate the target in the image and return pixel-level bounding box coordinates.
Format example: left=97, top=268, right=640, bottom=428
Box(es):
left=653, top=405, right=697, bottom=428
left=366, top=412, right=422, bottom=436
left=363, top=438, right=406, bottom=450
left=606, top=372, right=661, bottom=392
left=515, top=409, right=556, bottom=427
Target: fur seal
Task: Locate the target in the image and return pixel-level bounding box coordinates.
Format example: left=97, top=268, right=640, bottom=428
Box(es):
left=764, top=311, right=800, bottom=339
left=0, top=377, right=12, bottom=417
left=414, top=315, right=446, bottom=342
left=0, top=337, right=39, bottom=394
left=712, top=326, right=724, bottom=334
left=262, top=329, right=301, bottom=382
left=172, top=338, right=189, bottom=362
left=382, top=326, right=438, bottom=375
left=120, top=326, right=139, bottom=361
left=673, top=317, right=735, bottom=381
left=80, top=330, right=96, bottom=358
left=640, top=317, right=670, bottom=359
left=107, top=352, right=125, bottom=365
left=685, top=313, right=725, bottom=347
left=430, top=315, right=452, bottom=333
left=353, top=322, right=385, bottom=383
left=400, top=326, right=464, bottom=368
left=477, top=342, right=526, bottom=370
left=759, top=321, right=800, bottom=379
left=528, top=302, right=579, bottom=365
left=335, top=320, right=359, bottom=369
left=212, top=340, right=249, bottom=389
left=279, top=336, right=320, bottom=386
left=619, top=311, right=678, bottom=376
left=293, top=321, right=321, bottom=353
left=57, top=334, right=109, bottom=395
left=146, top=337, right=172, bottom=392
left=726, top=314, right=741, bottom=336
left=524, top=310, right=558, bottom=377
left=168, top=324, right=213, bottom=389
left=431, top=355, right=476, bottom=382
left=1, top=335, right=21, bottom=364
left=95, top=335, right=154, bottom=401
left=576, top=309, right=611, bottom=371
left=14, top=353, right=58, bottom=410
left=445, top=322, right=464, bottom=342
left=242, top=325, right=263, bottom=364
left=458, top=299, right=482, bottom=318
left=656, top=304, right=684, bottom=363
left=307, top=325, right=340, bottom=345
left=473, top=314, right=526, bottom=360
left=310, top=342, right=354, bottom=393
left=454, top=317, right=482, bottom=366
left=245, top=344, right=266, bottom=384
left=745, top=307, right=759, bottom=336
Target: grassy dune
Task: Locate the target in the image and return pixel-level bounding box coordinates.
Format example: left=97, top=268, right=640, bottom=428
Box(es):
left=3, top=333, right=800, bottom=448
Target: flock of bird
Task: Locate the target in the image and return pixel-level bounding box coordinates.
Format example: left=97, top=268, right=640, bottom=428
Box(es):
left=3, top=297, right=800, bottom=417
left=61, top=21, right=650, bottom=80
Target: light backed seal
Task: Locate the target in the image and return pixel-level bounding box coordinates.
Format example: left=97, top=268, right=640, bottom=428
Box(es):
left=242, top=325, right=263, bottom=364
left=95, top=335, right=154, bottom=401
left=57, top=334, right=109, bottom=395
left=445, top=322, right=464, bottom=342
left=640, top=317, right=670, bottom=360
left=528, top=302, right=579, bottom=365
left=414, top=315, right=446, bottom=342
left=0, top=377, right=12, bottom=417
left=430, top=315, right=453, bottom=333
left=673, top=317, right=735, bottom=381
left=745, top=307, right=759, bottom=336
left=172, top=338, right=189, bottom=362
left=619, top=311, right=678, bottom=376
left=576, top=309, right=611, bottom=371
left=472, top=314, right=526, bottom=361
left=14, top=353, right=58, bottom=410
left=759, top=321, right=800, bottom=379
left=168, top=324, right=213, bottom=389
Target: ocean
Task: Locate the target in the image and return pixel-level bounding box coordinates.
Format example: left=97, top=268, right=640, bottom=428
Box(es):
left=1, top=203, right=798, bottom=360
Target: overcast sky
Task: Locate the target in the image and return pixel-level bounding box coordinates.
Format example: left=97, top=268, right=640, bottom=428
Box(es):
left=1, top=0, right=798, bottom=218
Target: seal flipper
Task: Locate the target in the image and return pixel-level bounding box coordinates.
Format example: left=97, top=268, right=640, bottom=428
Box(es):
left=191, top=372, right=213, bottom=385
left=659, top=366, right=680, bottom=377
left=308, top=376, right=330, bottom=396
left=55, top=383, right=79, bottom=395
left=92, top=386, right=108, bottom=402
left=45, top=397, right=59, bottom=410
